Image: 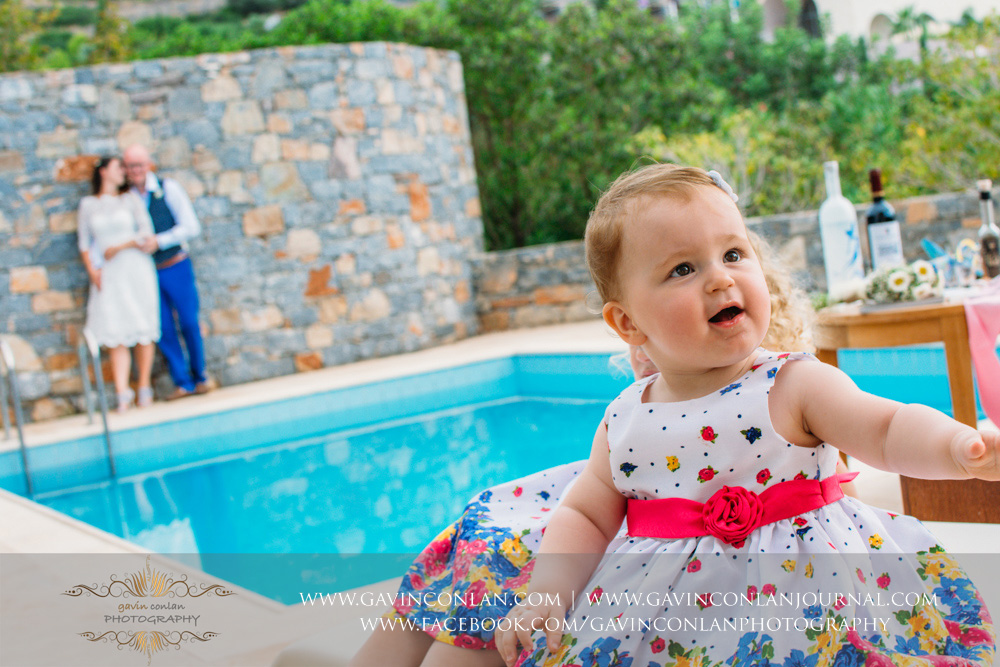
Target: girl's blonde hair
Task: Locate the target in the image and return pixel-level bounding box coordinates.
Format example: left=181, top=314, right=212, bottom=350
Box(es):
left=585, top=163, right=813, bottom=352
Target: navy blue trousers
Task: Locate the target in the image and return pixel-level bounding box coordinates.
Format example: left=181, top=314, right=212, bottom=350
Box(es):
left=157, top=257, right=206, bottom=391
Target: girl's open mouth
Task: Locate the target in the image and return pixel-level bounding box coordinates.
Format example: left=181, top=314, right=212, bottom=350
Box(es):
left=709, top=306, right=744, bottom=323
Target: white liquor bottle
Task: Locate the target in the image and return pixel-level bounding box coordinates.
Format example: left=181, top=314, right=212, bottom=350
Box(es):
left=818, top=161, right=864, bottom=298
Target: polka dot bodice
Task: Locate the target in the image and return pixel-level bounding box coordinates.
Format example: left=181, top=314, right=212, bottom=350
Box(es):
left=604, top=350, right=839, bottom=503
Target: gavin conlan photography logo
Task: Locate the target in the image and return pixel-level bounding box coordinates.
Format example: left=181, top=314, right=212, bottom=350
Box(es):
left=62, top=555, right=235, bottom=665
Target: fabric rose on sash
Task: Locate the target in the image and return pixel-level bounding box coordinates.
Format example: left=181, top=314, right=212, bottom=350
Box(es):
left=702, top=485, right=764, bottom=547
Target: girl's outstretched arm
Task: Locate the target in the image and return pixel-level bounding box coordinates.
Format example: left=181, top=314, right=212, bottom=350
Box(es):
left=770, top=359, right=1000, bottom=481
left=495, top=421, right=625, bottom=666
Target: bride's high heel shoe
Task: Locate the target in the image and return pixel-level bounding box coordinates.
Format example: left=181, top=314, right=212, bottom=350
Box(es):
left=116, top=388, right=134, bottom=414
left=136, top=386, right=154, bottom=408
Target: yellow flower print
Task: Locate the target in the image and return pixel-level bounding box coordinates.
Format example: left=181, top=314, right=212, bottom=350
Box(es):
left=781, top=560, right=797, bottom=573
left=468, top=565, right=503, bottom=595
left=542, top=641, right=571, bottom=666
left=500, top=537, right=531, bottom=569
left=666, top=456, right=680, bottom=472
left=868, top=534, right=883, bottom=550
left=804, top=561, right=814, bottom=579
left=924, top=551, right=964, bottom=581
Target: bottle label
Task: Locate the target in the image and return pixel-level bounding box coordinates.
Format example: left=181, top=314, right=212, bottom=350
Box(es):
left=868, top=221, right=905, bottom=270
left=983, top=236, right=1000, bottom=278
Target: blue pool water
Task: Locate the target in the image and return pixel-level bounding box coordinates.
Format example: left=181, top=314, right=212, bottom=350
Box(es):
left=0, top=347, right=987, bottom=603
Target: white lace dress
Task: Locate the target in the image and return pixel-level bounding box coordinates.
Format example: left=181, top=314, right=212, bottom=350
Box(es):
left=77, top=193, right=160, bottom=348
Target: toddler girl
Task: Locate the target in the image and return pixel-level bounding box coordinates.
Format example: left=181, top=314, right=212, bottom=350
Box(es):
left=495, top=164, right=998, bottom=667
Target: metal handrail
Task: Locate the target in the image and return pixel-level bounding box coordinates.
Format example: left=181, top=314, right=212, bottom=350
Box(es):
left=79, top=330, right=117, bottom=477
left=0, top=339, right=32, bottom=497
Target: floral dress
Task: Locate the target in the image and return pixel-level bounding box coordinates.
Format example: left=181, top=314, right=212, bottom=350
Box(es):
left=393, top=459, right=600, bottom=648
left=509, top=351, right=995, bottom=667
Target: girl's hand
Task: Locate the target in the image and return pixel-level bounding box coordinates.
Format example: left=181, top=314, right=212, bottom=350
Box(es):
left=88, top=269, right=102, bottom=291
left=953, top=429, right=1000, bottom=481
left=495, top=599, right=566, bottom=666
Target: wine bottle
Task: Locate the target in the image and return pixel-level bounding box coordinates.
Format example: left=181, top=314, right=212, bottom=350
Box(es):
left=865, top=169, right=905, bottom=271
left=977, top=179, right=1000, bottom=279
left=818, top=161, right=864, bottom=298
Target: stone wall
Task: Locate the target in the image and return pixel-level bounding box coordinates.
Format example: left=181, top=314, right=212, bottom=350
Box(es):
left=472, top=190, right=991, bottom=332
left=0, top=42, right=483, bottom=421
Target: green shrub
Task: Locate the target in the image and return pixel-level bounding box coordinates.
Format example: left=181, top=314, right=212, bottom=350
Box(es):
left=50, top=4, right=96, bottom=26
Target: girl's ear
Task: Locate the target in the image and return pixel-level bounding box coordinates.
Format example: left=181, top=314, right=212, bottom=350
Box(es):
left=603, top=301, right=647, bottom=346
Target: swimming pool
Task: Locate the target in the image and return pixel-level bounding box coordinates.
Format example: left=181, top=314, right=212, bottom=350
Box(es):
left=0, top=346, right=987, bottom=603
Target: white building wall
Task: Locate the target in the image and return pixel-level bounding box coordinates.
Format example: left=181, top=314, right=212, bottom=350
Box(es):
left=810, top=0, right=1000, bottom=40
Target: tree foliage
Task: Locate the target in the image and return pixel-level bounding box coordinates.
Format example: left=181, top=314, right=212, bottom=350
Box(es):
left=0, top=0, right=56, bottom=71
left=6, top=1, right=1000, bottom=248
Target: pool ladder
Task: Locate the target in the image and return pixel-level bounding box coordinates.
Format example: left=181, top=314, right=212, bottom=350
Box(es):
left=0, top=332, right=116, bottom=498
left=78, top=330, right=117, bottom=478
left=0, top=339, right=31, bottom=496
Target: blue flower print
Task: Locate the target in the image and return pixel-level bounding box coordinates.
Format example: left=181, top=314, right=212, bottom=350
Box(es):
left=741, top=426, right=762, bottom=444
left=727, top=632, right=773, bottom=665
left=935, top=576, right=976, bottom=609
left=802, top=604, right=821, bottom=619
left=830, top=644, right=864, bottom=667
left=767, top=367, right=778, bottom=379
left=580, top=636, right=621, bottom=667
left=893, top=635, right=927, bottom=656
left=781, top=649, right=818, bottom=667
left=620, top=462, right=638, bottom=478
left=720, top=382, right=742, bottom=395
left=945, top=605, right=982, bottom=625
left=944, top=637, right=982, bottom=659
left=537, top=490, right=550, bottom=500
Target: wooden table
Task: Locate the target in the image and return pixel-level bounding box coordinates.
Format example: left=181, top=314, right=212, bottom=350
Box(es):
left=814, top=300, right=999, bottom=523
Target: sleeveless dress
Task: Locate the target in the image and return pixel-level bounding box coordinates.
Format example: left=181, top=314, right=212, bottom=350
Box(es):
left=510, top=351, right=995, bottom=667
left=77, top=193, right=160, bottom=348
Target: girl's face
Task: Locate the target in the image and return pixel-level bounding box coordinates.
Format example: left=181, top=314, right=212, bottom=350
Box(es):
left=612, top=187, right=770, bottom=377
left=100, top=159, right=125, bottom=189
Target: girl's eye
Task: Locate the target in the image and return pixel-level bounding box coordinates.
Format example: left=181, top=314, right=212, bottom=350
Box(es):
left=669, top=263, right=693, bottom=278
left=724, top=249, right=742, bottom=263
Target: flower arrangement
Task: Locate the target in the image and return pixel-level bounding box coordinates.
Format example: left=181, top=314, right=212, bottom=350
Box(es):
left=865, top=260, right=943, bottom=304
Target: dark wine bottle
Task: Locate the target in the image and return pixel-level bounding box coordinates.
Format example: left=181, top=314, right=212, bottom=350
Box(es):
left=977, top=179, right=1000, bottom=279
left=865, top=169, right=904, bottom=271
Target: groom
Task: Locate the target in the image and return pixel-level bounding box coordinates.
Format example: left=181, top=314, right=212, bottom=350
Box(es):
left=124, top=144, right=213, bottom=399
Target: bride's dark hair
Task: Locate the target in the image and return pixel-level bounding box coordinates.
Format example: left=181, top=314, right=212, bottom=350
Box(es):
left=90, top=156, right=119, bottom=195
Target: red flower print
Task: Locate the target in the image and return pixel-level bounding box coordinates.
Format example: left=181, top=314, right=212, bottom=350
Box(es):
left=698, top=466, right=718, bottom=482
left=700, top=426, right=718, bottom=443
left=876, top=573, right=891, bottom=590
left=465, top=580, right=488, bottom=606
left=409, top=573, right=428, bottom=590
left=696, top=593, right=713, bottom=609
left=761, top=583, right=776, bottom=597
left=588, top=586, right=603, bottom=604
left=756, top=469, right=772, bottom=485
left=454, top=634, right=485, bottom=649
left=513, top=486, right=523, bottom=497
left=794, top=471, right=807, bottom=480
left=834, top=594, right=847, bottom=610
left=687, top=558, right=702, bottom=573
left=862, top=651, right=894, bottom=666
left=856, top=568, right=866, bottom=583
left=746, top=585, right=758, bottom=602
left=793, top=517, right=808, bottom=526
left=650, top=637, right=666, bottom=653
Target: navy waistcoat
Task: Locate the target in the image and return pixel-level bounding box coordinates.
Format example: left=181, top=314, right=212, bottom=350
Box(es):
left=147, top=177, right=183, bottom=266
